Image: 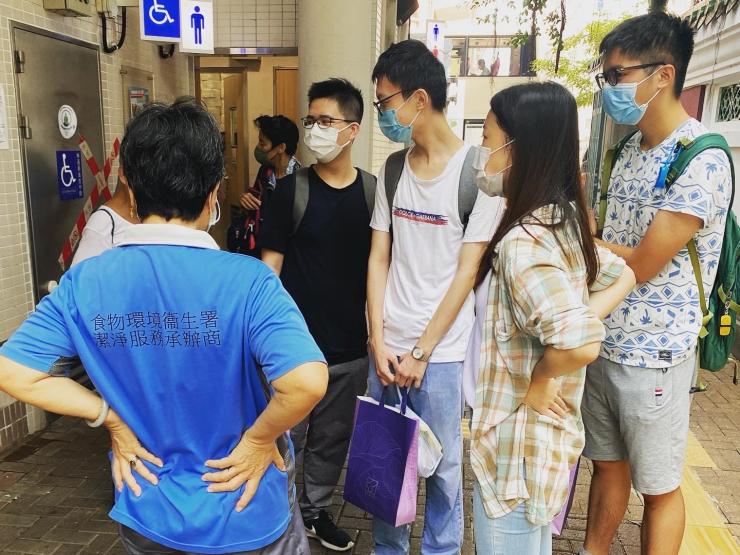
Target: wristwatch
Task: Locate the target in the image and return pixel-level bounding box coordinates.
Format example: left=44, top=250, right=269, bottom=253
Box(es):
left=411, top=345, right=428, bottom=362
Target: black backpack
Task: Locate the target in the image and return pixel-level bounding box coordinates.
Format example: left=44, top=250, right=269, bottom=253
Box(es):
left=291, top=167, right=377, bottom=234
left=383, top=147, right=479, bottom=234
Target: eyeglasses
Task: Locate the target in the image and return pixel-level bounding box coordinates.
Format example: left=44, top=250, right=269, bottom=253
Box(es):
left=301, top=116, right=357, bottom=130
left=372, top=90, right=410, bottom=115
left=595, top=61, right=666, bottom=90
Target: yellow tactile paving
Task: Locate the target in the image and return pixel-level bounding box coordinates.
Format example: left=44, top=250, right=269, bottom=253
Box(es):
left=686, top=430, right=717, bottom=468
left=682, top=467, right=727, bottom=528
left=680, top=431, right=740, bottom=554
left=681, top=525, right=740, bottom=555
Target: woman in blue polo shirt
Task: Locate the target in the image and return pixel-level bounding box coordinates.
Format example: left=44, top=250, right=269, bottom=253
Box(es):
left=0, top=98, right=328, bottom=554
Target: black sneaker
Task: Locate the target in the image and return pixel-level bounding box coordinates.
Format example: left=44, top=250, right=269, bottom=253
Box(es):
left=304, top=510, right=354, bottom=552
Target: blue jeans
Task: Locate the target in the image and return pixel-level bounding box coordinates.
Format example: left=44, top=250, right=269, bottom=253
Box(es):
left=367, top=359, right=464, bottom=555
left=473, top=484, right=552, bottom=555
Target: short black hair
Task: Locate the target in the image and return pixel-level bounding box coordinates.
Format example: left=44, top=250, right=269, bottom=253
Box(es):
left=254, top=115, right=299, bottom=155
left=121, top=97, right=224, bottom=222
left=599, top=12, right=695, bottom=97
left=372, top=40, right=447, bottom=111
left=307, top=78, right=364, bottom=123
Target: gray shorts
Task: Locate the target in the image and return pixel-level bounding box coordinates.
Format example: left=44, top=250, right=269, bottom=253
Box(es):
left=582, top=354, right=695, bottom=495
left=118, top=504, right=310, bottom=554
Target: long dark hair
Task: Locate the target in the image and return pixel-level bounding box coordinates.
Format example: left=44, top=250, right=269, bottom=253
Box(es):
left=475, top=82, right=598, bottom=286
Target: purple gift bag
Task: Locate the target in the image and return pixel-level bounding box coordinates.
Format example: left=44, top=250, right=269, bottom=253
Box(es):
left=343, top=387, right=419, bottom=527
left=551, top=458, right=580, bottom=535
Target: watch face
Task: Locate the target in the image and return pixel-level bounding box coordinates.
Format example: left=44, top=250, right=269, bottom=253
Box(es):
left=412, top=347, right=423, bottom=360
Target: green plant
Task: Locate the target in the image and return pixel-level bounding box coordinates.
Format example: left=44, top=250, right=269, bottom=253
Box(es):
left=531, top=17, right=628, bottom=106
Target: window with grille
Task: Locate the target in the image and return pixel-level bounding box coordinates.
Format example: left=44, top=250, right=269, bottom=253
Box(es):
left=717, top=84, right=740, bottom=122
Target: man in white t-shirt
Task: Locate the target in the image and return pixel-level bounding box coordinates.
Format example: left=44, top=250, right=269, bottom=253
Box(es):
left=367, top=40, right=503, bottom=555
left=71, top=179, right=138, bottom=266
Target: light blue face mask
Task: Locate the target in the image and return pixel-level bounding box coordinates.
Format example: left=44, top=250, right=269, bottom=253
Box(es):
left=378, top=92, right=421, bottom=144
left=602, top=68, right=662, bottom=126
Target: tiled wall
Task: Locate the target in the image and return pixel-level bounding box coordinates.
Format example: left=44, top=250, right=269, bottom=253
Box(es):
left=0, top=1, right=193, bottom=453
left=370, top=0, right=402, bottom=174
left=200, top=73, right=225, bottom=131
left=0, top=400, right=28, bottom=454
left=214, top=0, right=297, bottom=49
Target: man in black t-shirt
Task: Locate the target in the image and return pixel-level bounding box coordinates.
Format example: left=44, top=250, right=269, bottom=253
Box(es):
left=260, top=78, right=374, bottom=553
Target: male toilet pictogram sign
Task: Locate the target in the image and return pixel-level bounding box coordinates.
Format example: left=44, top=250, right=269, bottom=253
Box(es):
left=140, top=0, right=213, bottom=53
left=180, top=1, right=214, bottom=54
left=56, top=150, right=83, bottom=201
left=191, top=6, right=204, bottom=45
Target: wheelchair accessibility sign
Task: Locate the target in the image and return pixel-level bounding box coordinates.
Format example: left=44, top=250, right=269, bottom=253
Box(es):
left=140, top=0, right=181, bottom=42
left=56, top=150, right=83, bottom=201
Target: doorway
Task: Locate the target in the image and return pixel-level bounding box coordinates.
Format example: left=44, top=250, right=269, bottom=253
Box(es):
left=197, top=71, right=247, bottom=249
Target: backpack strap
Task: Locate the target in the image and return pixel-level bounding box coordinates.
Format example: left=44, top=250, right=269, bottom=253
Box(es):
left=665, top=133, right=735, bottom=203
left=669, top=133, right=735, bottom=338
left=687, top=240, right=711, bottom=338
left=358, top=169, right=377, bottom=218
left=597, top=130, right=640, bottom=237
left=96, top=206, right=116, bottom=244
left=384, top=149, right=409, bottom=231
left=383, top=147, right=478, bottom=234
left=458, top=147, right=478, bottom=231
left=293, top=167, right=377, bottom=234
left=292, top=168, right=310, bottom=235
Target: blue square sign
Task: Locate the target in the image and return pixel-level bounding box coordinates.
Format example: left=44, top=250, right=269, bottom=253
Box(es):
left=56, top=150, right=83, bottom=201
left=141, top=0, right=181, bottom=41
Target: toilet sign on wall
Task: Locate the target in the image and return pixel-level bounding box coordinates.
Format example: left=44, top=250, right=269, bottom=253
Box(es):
left=179, top=1, right=214, bottom=54
left=56, top=150, right=83, bottom=201
left=141, top=0, right=181, bottom=42
left=141, top=0, right=214, bottom=52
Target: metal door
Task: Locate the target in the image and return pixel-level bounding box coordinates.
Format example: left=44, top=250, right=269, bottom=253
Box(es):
left=12, top=24, right=105, bottom=301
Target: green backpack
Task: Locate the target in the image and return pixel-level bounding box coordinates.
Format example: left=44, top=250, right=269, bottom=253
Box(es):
left=598, top=131, right=738, bottom=381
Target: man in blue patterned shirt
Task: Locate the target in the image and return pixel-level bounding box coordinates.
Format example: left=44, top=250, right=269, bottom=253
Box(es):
left=581, top=12, right=733, bottom=555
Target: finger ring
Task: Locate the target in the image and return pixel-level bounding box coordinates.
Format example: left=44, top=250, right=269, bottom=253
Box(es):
left=129, top=457, right=138, bottom=468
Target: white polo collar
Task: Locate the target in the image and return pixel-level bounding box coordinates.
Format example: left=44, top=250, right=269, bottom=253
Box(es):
left=117, top=224, right=220, bottom=250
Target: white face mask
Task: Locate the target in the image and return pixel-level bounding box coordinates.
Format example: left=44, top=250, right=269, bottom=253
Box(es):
left=304, top=124, right=352, bottom=164
left=207, top=199, right=221, bottom=231
left=472, top=140, right=514, bottom=197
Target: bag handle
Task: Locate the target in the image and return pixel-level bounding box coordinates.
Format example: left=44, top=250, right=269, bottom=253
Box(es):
left=379, top=385, right=409, bottom=415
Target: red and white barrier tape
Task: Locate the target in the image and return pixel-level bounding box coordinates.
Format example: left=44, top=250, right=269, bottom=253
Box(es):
left=57, top=136, right=120, bottom=270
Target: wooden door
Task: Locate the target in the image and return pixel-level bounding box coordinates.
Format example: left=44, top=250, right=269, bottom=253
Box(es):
left=274, top=68, right=299, bottom=124
left=215, top=74, right=246, bottom=249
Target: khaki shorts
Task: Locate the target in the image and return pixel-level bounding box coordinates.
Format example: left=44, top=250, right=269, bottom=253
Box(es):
left=582, top=354, right=694, bottom=495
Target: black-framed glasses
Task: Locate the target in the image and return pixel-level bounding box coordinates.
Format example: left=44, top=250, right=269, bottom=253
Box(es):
left=595, top=61, right=666, bottom=90
left=301, top=116, right=357, bottom=130
left=373, top=90, right=410, bottom=115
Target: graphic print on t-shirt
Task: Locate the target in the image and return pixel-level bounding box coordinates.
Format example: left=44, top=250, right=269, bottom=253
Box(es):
left=600, top=118, right=733, bottom=368
left=90, top=309, right=221, bottom=349
left=392, top=206, right=449, bottom=226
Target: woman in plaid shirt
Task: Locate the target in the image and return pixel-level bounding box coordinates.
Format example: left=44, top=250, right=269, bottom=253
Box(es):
left=469, top=82, right=636, bottom=554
